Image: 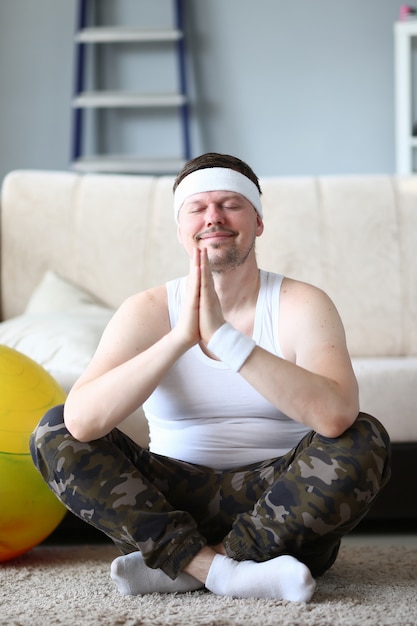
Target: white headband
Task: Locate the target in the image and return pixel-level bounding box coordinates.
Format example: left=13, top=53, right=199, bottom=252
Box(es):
left=173, top=167, right=262, bottom=223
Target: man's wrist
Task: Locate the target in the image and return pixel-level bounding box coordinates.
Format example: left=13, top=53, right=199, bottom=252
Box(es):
left=207, top=322, right=256, bottom=372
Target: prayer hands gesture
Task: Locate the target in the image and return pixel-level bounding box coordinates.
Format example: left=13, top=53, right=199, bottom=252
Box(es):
left=176, top=248, right=225, bottom=349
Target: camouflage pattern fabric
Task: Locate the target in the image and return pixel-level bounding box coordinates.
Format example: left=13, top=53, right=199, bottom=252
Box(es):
left=30, top=406, right=390, bottom=579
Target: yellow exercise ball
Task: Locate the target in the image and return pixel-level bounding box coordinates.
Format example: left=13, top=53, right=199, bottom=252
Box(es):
left=0, top=345, right=67, bottom=562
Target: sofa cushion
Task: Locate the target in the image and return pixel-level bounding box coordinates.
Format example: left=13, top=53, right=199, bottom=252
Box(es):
left=0, top=271, right=114, bottom=392
left=353, top=357, right=417, bottom=442
left=25, top=269, right=112, bottom=316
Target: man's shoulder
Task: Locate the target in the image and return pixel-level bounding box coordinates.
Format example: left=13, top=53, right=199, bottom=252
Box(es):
left=259, top=270, right=328, bottom=301
left=279, top=276, right=333, bottom=311
left=281, top=275, right=325, bottom=295
left=110, top=284, right=171, bottom=340
left=121, top=284, right=168, bottom=315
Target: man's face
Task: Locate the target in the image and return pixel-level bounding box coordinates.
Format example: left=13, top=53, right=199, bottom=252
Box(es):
left=177, top=190, right=264, bottom=273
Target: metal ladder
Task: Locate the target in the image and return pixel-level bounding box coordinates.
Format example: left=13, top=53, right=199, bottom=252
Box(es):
left=71, top=0, right=191, bottom=174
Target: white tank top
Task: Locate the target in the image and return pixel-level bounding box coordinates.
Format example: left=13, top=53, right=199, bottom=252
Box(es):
left=143, top=270, right=310, bottom=470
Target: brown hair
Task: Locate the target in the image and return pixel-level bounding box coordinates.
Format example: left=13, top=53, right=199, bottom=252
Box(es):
left=173, top=152, right=262, bottom=195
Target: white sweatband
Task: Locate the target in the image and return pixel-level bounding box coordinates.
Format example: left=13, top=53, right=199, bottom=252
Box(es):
left=173, top=167, right=262, bottom=223
left=207, top=322, right=256, bottom=372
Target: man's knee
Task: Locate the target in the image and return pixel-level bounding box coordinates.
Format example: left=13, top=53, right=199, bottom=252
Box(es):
left=347, top=412, right=391, bottom=473
left=321, top=412, right=390, bottom=455
left=309, top=411, right=391, bottom=500
left=30, top=404, right=66, bottom=477
left=326, top=411, right=391, bottom=492
left=354, top=412, right=390, bottom=445
left=355, top=411, right=391, bottom=487
left=32, top=403, right=65, bottom=437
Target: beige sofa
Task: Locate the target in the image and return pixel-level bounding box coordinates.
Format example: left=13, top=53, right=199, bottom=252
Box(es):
left=1, top=169, right=416, bottom=521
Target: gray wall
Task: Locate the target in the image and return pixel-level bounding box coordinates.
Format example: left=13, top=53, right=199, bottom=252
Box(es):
left=0, top=0, right=401, bottom=182
left=0, top=0, right=77, bottom=182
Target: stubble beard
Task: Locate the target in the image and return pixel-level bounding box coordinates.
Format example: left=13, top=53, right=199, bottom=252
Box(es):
left=207, top=235, right=256, bottom=274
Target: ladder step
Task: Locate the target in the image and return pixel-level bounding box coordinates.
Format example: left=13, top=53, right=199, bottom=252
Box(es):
left=73, top=91, right=187, bottom=108
left=71, top=0, right=191, bottom=171
left=75, top=27, right=183, bottom=43
left=72, top=155, right=185, bottom=174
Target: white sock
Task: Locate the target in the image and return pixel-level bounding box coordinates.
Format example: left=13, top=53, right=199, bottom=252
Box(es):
left=205, top=554, right=316, bottom=602
left=110, top=551, right=204, bottom=596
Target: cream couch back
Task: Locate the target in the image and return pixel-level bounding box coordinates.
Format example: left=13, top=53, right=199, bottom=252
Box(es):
left=2, top=170, right=416, bottom=359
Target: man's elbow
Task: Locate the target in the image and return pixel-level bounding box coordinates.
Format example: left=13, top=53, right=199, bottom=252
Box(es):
left=316, top=408, right=359, bottom=439
left=63, top=407, right=94, bottom=443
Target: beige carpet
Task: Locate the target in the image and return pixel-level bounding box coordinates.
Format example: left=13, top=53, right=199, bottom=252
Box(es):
left=1, top=542, right=416, bottom=626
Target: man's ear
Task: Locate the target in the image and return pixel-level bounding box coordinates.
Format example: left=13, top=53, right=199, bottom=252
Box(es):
left=256, top=214, right=264, bottom=237
left=177, top=225, right=183, bottom=245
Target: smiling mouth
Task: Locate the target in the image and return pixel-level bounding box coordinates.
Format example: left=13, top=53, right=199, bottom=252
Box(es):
left=197, top=228, right=236, bottom=242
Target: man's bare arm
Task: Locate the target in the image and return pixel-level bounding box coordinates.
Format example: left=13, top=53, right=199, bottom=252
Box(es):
left=239, top=280, right=359, bottom=437
left=198, top=255, right=358, bottom=438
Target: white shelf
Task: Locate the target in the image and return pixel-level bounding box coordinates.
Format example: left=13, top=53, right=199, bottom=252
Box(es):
left=72, top=155, right=185, bottom=174
left=75, top=27, right=183, bottom=44
left=395, top=21, right=417, bottom=174
left=394, top=20, right=417, bottom=36
left=73, top=91, right=187, bottom=108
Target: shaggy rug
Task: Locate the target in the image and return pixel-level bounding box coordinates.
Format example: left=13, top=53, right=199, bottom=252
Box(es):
left=1, top=542, right=416, bottom=626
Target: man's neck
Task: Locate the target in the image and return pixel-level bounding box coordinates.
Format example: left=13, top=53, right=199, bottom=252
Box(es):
left=212, top=261, right=261, bottom=321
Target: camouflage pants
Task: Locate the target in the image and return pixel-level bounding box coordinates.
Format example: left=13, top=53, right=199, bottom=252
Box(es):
left=30, top=406, right=390, bottom=579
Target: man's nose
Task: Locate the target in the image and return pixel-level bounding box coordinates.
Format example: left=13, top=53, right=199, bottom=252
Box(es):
left=205, top=204, right=225, bottom=224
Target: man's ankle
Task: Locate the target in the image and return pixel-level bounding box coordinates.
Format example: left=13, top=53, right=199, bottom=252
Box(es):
left=183, top=546, right=218, bottom=584
left=211, top=543, right=227, bottom=556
